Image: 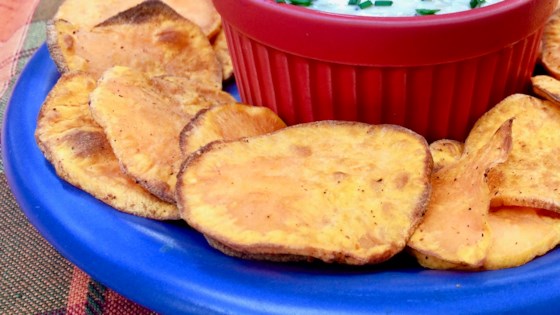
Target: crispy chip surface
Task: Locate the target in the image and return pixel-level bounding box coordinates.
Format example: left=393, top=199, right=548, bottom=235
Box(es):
left=149, top=75, right=234, bottom=102
left=411, top=138, right=464, bottom=270
left=212, top=28, right=234, bottom=81
left=465, top=94, right=560, bottom=212
left=89, top=66, right=227, bottom=203
left=412, top=207, right=560, bottom=271
left=541, top=9, right=560, bottom=80
left=429, top=139, right=464, bottom=172
left=47, top=0, right=222, bottom=85
left=420, top=128, right=560, bottom=271
left=532, top=75, right=560, bottom=104
left=177, top=121, right=432, bottom=265
left=55, top=0, right=221, bottom=37
left=165, top=0, right=222, bottom=38
left=34, top=72, right=178, bottom=219
left=408, top=120, right=512, bottom=269
left=180, top=104, right=286, bottom=158
left=484, top=207, right=560, bottom=270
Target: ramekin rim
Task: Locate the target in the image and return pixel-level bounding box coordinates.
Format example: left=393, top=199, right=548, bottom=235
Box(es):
left=252, top=0, right=529, bottom=26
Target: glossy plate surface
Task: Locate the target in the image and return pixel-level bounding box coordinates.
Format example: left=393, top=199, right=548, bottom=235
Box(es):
left=3, top=44, right=560, bottom=314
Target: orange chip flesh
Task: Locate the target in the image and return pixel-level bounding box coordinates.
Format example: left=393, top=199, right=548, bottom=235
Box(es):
left=408, top=120, right=512, bottom=269
left=55, top=0, right=143, bottom=29
left=464, top=94, right=560, bottom=213
left=149, top=75, right=234, bottom=104
left=35, top=72, right=178, bottom=220
left=429, top=139, right=464, bottom=172
left=484, top=207, right=560, bottom=270
left=55, top=0, right=221, bottom=38
left=89, top=66, right=228, bottom=203
left=413, top=207, right=560, bottom=271
left=177, top=121, right=432, bottom=265
left=165, top=0, right=222, bottom=39
left=180, top=104, right=286, bottom=158
left=425, top=122, right=560, bottom=271
left=47, top=0, right=222, bottom=85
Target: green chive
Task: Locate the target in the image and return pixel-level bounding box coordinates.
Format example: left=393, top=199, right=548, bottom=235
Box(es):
left=288, top=0, right=313, bottom=6
left=276, top=0, right=286, bottom=2
left=374, top=0, right=393, bottom=6
left=470, top=0, right=486, bottom=9
left=359, top=0, right=373, bottom=9
left=348, top=0, right=360, bottom=5
left=415, top=8, right=440, bottom=15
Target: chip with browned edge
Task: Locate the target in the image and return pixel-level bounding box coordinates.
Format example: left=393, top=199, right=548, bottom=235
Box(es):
left=177, top=121, right=432, bottom=265
left=420, top=125, right=560, bottom=270
left=408, top=120, right=512, bottom=269
left=149, top=75, right=234, bottom=103
left=465, top=94, right=560, bottom=212
left=541, top=9, right=560, bottom=80
left=429, top=139, right=464, bottom=172
left=55, top=0, right=221, bottom=38
left=180, top=104, right=286, bottom=158
left=89, top=66, right=234, bottom=203
left=35, top=72, right=178, bottom=219
left=532, top=75, right=560, bottom=104
left=47, top=0, right=222, bottom=86
left=484, top=207, right=560, bottom=270
left=212, top=28, right=234, bottom=81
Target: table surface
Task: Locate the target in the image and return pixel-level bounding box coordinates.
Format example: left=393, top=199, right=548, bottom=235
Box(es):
left=0, top=0, right=157, bottom=313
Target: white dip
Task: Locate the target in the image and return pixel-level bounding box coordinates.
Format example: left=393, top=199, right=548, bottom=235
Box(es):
left=304, top=0, right=504, bottom=16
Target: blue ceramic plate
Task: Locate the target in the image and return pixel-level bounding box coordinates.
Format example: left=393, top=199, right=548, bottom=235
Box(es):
left=3, top=44, right=560, bottom=314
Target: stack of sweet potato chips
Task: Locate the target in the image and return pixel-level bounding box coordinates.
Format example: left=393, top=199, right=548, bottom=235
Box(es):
left=35, top=0, right=560, bottom=271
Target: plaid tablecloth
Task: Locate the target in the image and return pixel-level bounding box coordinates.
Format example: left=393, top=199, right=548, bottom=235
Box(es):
left=0, top=1, right=157, bottom=314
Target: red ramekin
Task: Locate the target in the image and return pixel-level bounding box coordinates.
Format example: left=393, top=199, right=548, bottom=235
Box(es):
left=214, top=0, right=558, bottom=141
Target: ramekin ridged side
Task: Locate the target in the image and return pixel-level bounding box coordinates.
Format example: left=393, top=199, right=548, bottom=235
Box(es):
left=224, top=22, right=543, bottom=141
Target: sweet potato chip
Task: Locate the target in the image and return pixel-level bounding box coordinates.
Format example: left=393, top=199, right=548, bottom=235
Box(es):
left=54, top=0, right=141, bottom=29
left=55, top=0, right=221, bottom=38
left=89, top=66, right=231, bottom=203
left=426, top=124, right=560, bottom=270
left=429, top=139, right=464, bottom=172
left=464, top=94, right=560, bottom=212
left=180, top=104, right=286, bottom=158
left=541, top=9, right=560, bottom=80
left=35, top=72, right=178, bottom=219
left=412, top=138, right=468, bottom=270
left=418, top=207, right=560, bottom=271
left=212, top=28, right=234, bottom=81
left=484, top=207, right=560, bottom=270
left=149, top=75, right=234, bottom=102
left=408, top=120, right=512, bottom=269
left=532, top=75, right=560, bottom=104
left=177, top=121, right=432, bottom=265
left=47, top=0, right=222, bottom=85
left=165, top=0, right=222, bottom=39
